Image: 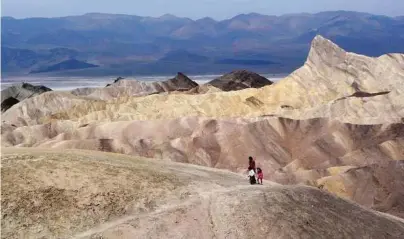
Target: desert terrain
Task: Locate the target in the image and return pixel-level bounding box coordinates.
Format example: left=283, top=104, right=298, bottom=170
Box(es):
left=2, top=148, right=404, bottom=239
left=2, top=35, right=404, bottom=238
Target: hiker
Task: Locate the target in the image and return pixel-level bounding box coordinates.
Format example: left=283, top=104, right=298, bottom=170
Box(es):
left=248, top=166, right=257, bottom=185
left=256, top=167, right=263, bottom=184
left=248, top=156, right=256, bottom=173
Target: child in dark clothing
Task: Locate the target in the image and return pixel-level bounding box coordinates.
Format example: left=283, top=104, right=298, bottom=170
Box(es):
left=256, top=167, right=263, bottom=184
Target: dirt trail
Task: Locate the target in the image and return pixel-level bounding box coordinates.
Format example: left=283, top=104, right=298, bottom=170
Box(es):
left=73, top=184, right=275, bottom=238
left=3, top=148, right=404, bottom=239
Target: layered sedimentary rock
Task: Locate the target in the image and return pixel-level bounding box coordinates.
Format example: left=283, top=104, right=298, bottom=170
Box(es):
left=2, top=115, right=404, bottom=217
left=2, top=35, right=404, bottom=219
left=2, top=117, right=403, bottom=173
left=317, top=160, right=404, bottom=219
left=0, top=83, right=52, bottom=112
left=4, top=36, right=404, bottom=127
left=71, top=72, right=198, bottom=100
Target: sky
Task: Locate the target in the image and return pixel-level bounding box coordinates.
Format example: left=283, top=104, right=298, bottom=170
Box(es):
left=2, top=0, right=404, bottom=19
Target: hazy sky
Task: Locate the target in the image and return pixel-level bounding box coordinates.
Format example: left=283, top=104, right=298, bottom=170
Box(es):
left=2, top=0, right=404, bottom=19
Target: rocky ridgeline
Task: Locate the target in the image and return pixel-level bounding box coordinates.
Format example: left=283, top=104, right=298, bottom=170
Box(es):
left=1, top=83, right=52, bottom=112
left=1, top=35, right=404, bottom=222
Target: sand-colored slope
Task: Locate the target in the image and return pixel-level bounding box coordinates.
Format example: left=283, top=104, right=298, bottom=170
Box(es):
left=2, top=148, right=404, bottom=239
left=1, top=83, right=52, bottom=113
left=290, top=89, right=404, bottom=124
left=2, top=36, right=404, bottom=127
left=3, top=116, right=404, bottom=217
left=1, top=91, right=103, bottom=126
left=2, top=35, right=404, bottom=226
left=3, top=117, right=403, bottom=175
left=318, top=160, right=404, bottom=219
left=0, top=147, right=247, bottom=239
left=71, top=72, right=199, bottom=100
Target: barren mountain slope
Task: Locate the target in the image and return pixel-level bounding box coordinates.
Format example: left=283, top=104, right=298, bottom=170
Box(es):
left=2, top=116, right=404, bottom=218
left=318, top=160, right=404, bottom=219
left=2, top=35, right=404, bottom=222
left=70, top=72, right=198, bottom=100
left=3, top=117, right=404, bottom=176
left=0, top=83, right=52, bottom=112
left=2, top=148, right=404, bottom=239
left=2, top=36, right=404, bottom=127
left=207, top=70, right=273, bottom=91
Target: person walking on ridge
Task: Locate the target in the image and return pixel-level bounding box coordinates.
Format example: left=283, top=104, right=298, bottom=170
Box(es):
left=248, top=166, right=257, bottom=185
left=247, top=156, right=258, bottom=184
left=248, top=156, right=256, bottom=173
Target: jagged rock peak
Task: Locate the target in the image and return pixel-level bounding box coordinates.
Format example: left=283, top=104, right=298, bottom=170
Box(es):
left=15, top=82, right=52, bottom=93
left=208, top=70, right=273, bottom=91
left=166, top=72, right=199, bottom=89
left=113, top=76, right=125, bottom=83
left=307, top=35, right=347, bottom=66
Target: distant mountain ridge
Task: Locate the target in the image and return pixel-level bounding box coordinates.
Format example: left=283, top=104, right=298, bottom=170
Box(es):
left=30, top=59, right=99, bottom=73
left=2, top=11, right=404, bottom=76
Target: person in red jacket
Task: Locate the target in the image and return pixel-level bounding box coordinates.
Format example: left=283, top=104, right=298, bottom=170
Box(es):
left=256, top=167, right=263, bottom=184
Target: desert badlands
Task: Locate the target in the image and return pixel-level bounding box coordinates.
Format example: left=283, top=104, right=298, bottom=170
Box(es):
left=1, top=35, right=404, bottom=238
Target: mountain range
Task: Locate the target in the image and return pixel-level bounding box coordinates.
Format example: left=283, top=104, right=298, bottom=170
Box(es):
left=2, top=11, right=404, bottom=76
left=2, top=35, right=404, bottom=238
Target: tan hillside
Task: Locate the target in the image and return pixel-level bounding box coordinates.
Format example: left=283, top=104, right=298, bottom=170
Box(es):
left=2, top=35, right=404, bottom=223
left=317, top=160, right=404, bottom=219
left=1, top=83, right=52, bottom=113
left=2, top=117, right=403, bottom=175
left=71, top=72, right=198, bottom=100
left=2, top=148, right=404, bottom=239
left=2, top=116, right=404, bottom=218
left=2, top=36, right=404, bottom=127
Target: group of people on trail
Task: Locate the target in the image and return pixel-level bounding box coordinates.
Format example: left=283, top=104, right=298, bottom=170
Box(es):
left=247, top=156, right=263, bottom=185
